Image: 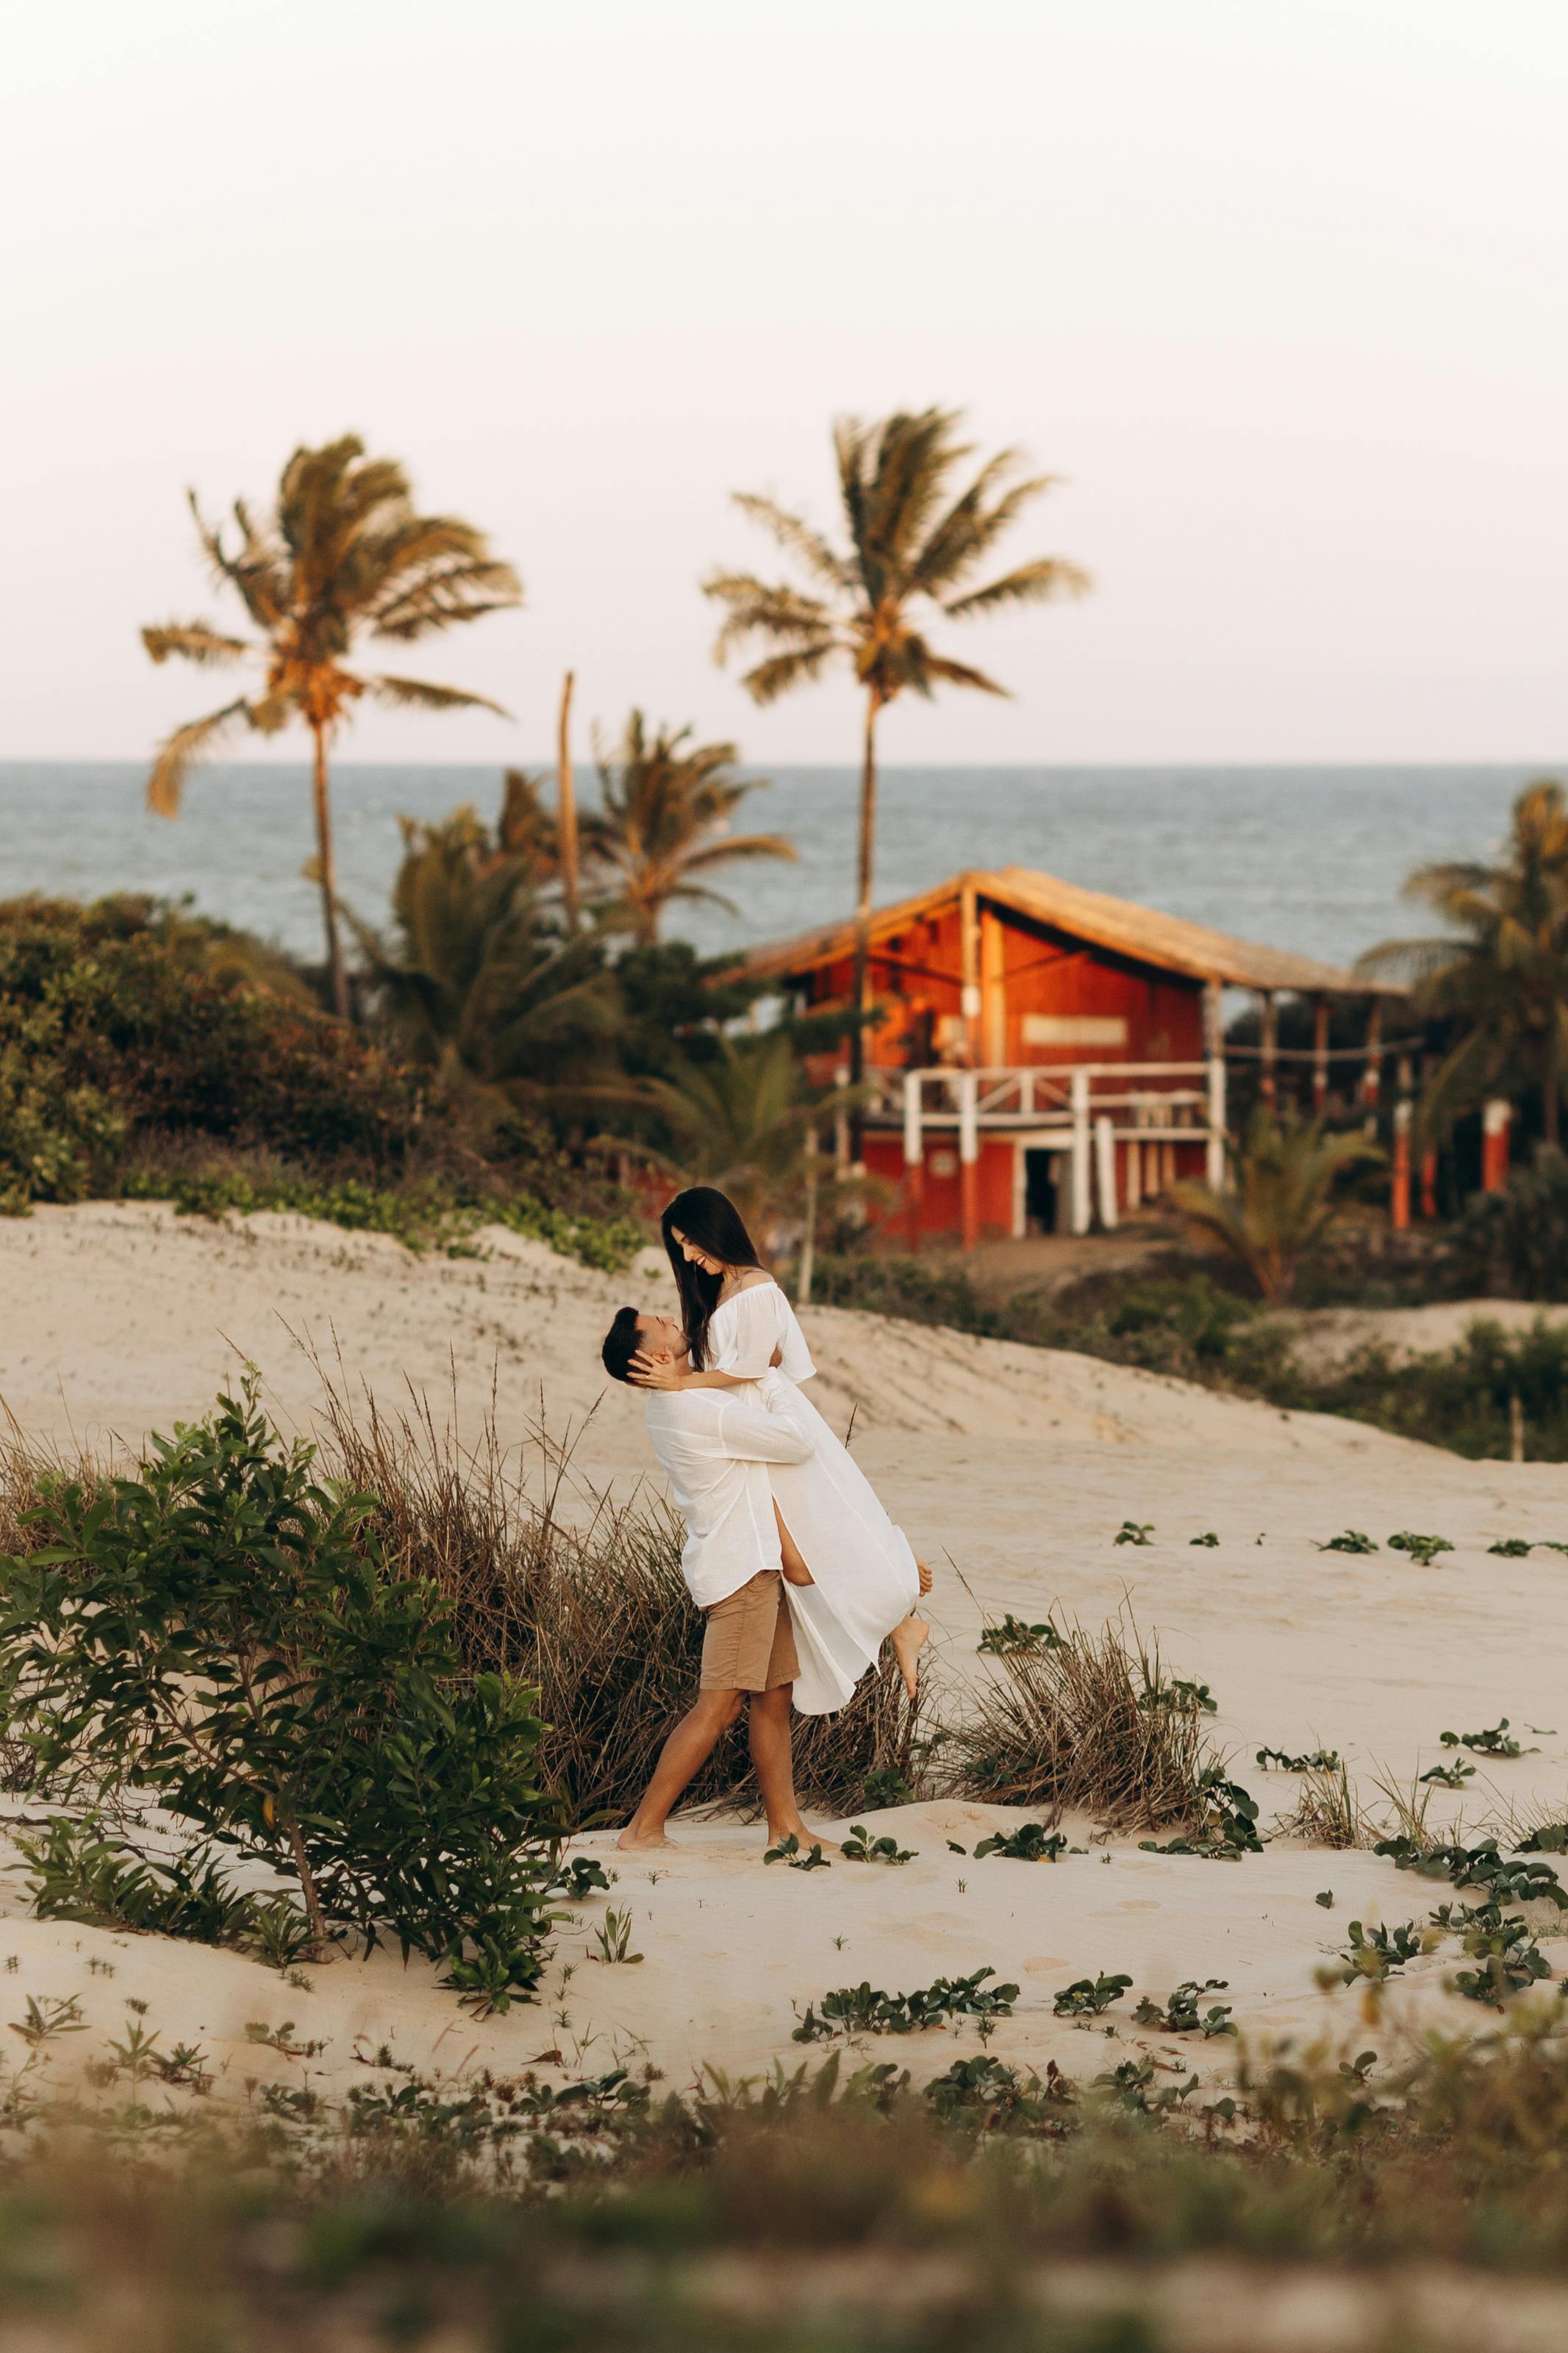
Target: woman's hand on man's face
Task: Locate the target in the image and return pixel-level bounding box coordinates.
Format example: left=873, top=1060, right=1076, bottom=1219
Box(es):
left=628, top=1350, right=692, bottom=1390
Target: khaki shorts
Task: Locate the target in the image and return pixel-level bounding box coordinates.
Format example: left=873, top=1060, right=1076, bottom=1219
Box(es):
left=701, top=1570, right=800, bottom=1694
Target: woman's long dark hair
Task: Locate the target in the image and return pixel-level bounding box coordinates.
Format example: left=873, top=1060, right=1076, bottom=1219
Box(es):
left=661, top=1186, right=762, bottom=1368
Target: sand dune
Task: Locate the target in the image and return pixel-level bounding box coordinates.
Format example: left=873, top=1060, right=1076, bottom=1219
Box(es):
left=0, top=1200, right=1564, bottom=2107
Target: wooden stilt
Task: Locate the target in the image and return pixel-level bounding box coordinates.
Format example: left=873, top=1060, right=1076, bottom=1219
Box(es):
left=1392, top=1099, right=1411, bottom=1231
left=1420, top=1145, right=1439, bottom=1219
left=959, top=1069, right=979, bottom=1252
left=1259, top=991, right=1278, bottom=1107
left=1311, top=996, right=1329, bottom=1112
left=1361, top=999, right=1384, bottom=1110
left=1482, top=1098, right=1511, bottom=1193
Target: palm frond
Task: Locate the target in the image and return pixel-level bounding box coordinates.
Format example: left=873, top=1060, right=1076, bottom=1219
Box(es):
left=944, top=556, right=1093, bottom=618
left=917, top=652, right=1010, bottom=696
left=737, top=642, right=840, bottom=704
left=368, top=675, right=511, bottom=715
left=667, top=832, right=798, bottom=873
left=145, top=699, right=258, bottom=818
left=729, top=495, right=855, bottom=590
left=703, top=570, right=834, bottom=653
left=140, top=621, right=251, bottom=668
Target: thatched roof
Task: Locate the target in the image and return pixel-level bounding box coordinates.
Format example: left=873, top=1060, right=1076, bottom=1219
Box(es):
left=737, top=866, right=1403, bottom=997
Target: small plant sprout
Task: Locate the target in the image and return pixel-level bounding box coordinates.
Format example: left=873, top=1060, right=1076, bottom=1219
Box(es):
left=976, top=1614, right=1063, bottom=1657
left=765, top=1835, right=831, bottom=1871
left=1420, top=1760, right=1475, bottom=1788
left=243, top=2021, right=326, bottom=2058
left=561, top=1857, right=612, bottom=1900
left=973, top=1823, right=1067, bottom=1863
left=1189, top=1532, right=1220, bottom=1547
left=945, top=1840, right=967, bottom=1855
left=1114, top=1521, right=1155, bottom=1547
left=1488, top=1538, right=1533, bottom=1557
left=792, top=1967, right=1017, bottom=2043
left=1256, top=1746, right=1340, bottom=1771
left=1142, top=1678, right=1217, bottom=1715
left=1317, top=1530, right=1378, bottom=1554
left=840, top=1825, right=916, bottom=1865
left=1316, top=1890, right=1335, bottom=1908
left=1446, top=1904, right=1553, bottom=2006
left=1324, top=1920, right=1431, bottom=1986
left=1132, top=1979, right=1235, bottom=2037
left=591, top=1908, right=644, bottom=1965
left=1053, top=1971, right=1132, bottom=2018
left=1388, top=1531, right=1456, bottom=1566
left=1440, top=1719, right=1533, bottom=1757
left=8, top=1996, right=85, bottom=2049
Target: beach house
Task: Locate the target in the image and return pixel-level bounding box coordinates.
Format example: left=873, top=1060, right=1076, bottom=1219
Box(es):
left=740, top=867, right=1406, bottom=1246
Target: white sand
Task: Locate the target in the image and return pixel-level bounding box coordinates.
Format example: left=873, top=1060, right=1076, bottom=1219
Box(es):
left=1, top=1200, right=1564, bottom=2113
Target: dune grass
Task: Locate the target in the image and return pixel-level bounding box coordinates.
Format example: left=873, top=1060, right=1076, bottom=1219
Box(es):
left=311, top=1372, right=923, bottom=1826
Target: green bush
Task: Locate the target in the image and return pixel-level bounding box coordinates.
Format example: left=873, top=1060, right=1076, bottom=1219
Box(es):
left=0, top=1379, right=561, bottom=2011
left=0, top=898, right=418, bottom=1208
left=1461, top=1148, right=1568, bottom=1299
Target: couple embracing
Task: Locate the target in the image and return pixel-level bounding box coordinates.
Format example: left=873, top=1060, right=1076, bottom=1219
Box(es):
left=601, top=1185, right=932, bottom=1854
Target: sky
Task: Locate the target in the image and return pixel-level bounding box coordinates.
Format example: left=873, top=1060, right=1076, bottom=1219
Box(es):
left=4, top=0, right=1567, bottom=770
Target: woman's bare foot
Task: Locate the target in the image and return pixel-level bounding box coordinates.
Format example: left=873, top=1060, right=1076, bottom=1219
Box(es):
left=889, top=1615, right=930, bottom=1700
left=617, top=1824, right=679, bottom=1852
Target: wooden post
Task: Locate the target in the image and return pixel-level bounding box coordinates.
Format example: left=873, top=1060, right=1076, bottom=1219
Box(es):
left=1203, top=981, right=1228, bottom=1190
left=1259, top=990, right=1278, bottom=1107
left=1311, top=996, right=1330, bottom=1112
left=959, top=879, right=981, bottom=1064
left=1361, top=999, right=1383, bottom=1110
left=833, top=1064, right=850, bottom=1175
left=798, top=1124, right=818, bottom=1305
left=1482, top=1097, right=1511, bottom=1192
left=981, top=906, right=1006, bottom=1066
left=1391, top=1098, right=1411, bottom=1231
left=556, top=671, right=580, bottom=935
left=959, top=1068, right=979, bottom=1252
left=1095, top=1115, right=1118, bottom=1230
left=1070, top=1068, right=1092, bottom=1234
left=1420, top=1145, right=1439, bottom=1219
left=903, top=1071, right=925, bottom=1251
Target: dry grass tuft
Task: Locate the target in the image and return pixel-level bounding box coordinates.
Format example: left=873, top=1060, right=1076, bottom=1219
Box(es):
left=1278, top=1761, right=1370, bottom=1849
left=944, top=1605, right=1208, bottom=1830
left=312, top=1370, right=923, bottom=1827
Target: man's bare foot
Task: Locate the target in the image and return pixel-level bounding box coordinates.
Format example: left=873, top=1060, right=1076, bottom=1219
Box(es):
left=617, top=1825, right=679, bottom=1852
left=889, top=1615, right=930, bottom=1700
left=767, top=1824, right=838, bottom=1854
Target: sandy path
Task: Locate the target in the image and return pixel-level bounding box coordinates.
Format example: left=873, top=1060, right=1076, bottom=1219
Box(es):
left=0, top=1202, right=1564, bottom=2103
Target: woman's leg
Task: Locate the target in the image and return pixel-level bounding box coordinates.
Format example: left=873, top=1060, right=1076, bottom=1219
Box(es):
left=773, top=1499, right=816, bottom=1586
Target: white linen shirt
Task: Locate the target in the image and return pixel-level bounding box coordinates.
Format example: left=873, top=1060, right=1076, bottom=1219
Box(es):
left=642, top=1369, right=815, bottom=1608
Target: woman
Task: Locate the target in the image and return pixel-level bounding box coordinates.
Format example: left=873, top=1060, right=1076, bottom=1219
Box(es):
left=629, top=1184, right=931, bottom=1713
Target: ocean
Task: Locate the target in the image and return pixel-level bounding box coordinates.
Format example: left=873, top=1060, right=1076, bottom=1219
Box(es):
left=0, top=761, right=1550, bottom=974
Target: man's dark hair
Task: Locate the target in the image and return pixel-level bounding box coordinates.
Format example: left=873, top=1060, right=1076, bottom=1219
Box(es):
left=601, top=1305, right=643, bottom=1384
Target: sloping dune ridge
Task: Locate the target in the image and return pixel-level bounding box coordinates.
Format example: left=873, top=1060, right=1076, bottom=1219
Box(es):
left=0, top=1199, right=1564, bottom=2106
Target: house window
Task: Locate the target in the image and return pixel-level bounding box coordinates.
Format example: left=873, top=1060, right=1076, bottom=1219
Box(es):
left=1021, top=1015, right=1129, bottom=1047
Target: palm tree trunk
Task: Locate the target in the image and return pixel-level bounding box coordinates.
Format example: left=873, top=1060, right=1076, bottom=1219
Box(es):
left=310, top=720, right=350, bottom=1019
left=557, top=668, right=581, bottom=935
left=848, top=690, right=879, bottom=1160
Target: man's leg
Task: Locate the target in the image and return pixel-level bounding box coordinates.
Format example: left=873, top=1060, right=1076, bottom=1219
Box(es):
left=748, top=1684, right=827, bottom=1849
left=617, top=1688, right=743, bottom=1851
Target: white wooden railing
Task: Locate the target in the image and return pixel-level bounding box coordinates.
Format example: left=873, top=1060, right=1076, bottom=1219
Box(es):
left=862, top=1060, right=1227, bottom=1235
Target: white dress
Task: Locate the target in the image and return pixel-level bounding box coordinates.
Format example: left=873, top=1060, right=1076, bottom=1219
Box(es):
left=705, top=1279, right=920, bottom=1715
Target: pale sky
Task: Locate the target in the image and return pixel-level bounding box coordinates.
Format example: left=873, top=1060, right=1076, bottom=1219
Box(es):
left=5, top=0, right=1566, bottom=768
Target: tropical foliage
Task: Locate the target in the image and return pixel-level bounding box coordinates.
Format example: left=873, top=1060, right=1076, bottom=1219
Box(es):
left=1361, top=779, right=1568, bottom=1146
left=141, top=435, right=521, bottom=1016
left=1171, top=1107, right=1383, bottom=1303
left=632, top=1029, right=831, bottom=1235
left=351, top=800, right=620, bottom=1121
left=705, top=406, right=1088, bottom=1108
left=585, top=711, right=795, bottom=941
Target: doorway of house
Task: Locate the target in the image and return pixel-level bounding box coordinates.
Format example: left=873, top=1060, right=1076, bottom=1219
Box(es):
left=1024, top=1147, right=1062, bottom=1235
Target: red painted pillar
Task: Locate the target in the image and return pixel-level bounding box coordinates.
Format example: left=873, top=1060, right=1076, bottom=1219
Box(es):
left=906, top=1158, right=925, bottom=1249
left=1420, top=1146, right=1439, bottom=1220
left=1391, top=1099, right=1411, bottom=1231
left=959, top=1069, right=979, bottom=1252
left=1482, top=1099, right=1511, bottom=1193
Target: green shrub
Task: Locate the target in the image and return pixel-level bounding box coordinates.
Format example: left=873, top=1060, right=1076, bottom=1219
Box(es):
left=1461, top=1148, right=1568, bottom=1299
left=0, top=1379, right=561, bottom=2011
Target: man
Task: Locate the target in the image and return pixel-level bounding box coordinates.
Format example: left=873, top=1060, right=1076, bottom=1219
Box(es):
left=601, top=1306, right=836, bottom=1855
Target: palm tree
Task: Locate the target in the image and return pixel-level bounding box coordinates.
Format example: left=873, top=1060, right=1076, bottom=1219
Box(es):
left=635, top=1031, right=830, bottom=1238
left=704, top=407, right=1089, bottom=1121
left=350, top=799, right=620, bottom=1122
left=1171, top=1108, right=1383, bottom=1304
left=1359, top=779, right=1568, bottom=1147
left=584, top=712, right=795, bottom=942
left=141, top=435, right=522, bottom=1018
